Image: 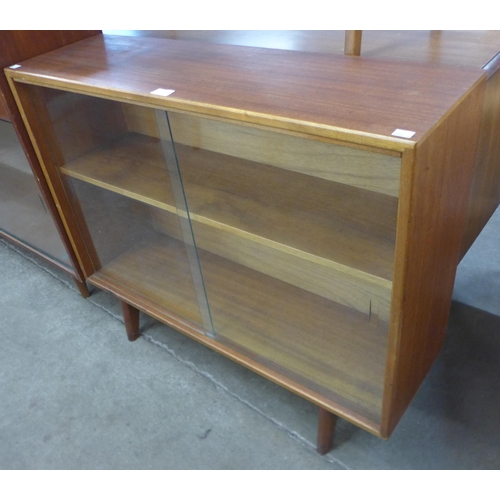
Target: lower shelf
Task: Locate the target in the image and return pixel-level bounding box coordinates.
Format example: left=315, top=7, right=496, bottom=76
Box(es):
left=88, top=234, right=204, bottom=328
left=88, top=234, right=389, bottom=426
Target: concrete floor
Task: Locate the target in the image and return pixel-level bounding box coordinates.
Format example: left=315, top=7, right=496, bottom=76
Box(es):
left=1, top=209, right=500, bottom=469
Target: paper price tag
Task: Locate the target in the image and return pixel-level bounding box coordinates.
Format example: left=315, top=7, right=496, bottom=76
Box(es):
left=150, top=88, right=175, bottom=97
left=391, top=128, right=416, bottom=139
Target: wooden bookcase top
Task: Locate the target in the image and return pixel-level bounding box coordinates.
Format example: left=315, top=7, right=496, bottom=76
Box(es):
left=6, top=34, right=487, bottom=151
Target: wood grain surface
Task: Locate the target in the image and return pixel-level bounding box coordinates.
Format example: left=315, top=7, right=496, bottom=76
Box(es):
left=382, top=75, right=486, bottom=437
left=125, top=106, right=402, bottom=197
left=461, top=68, right=500, bottom=258
left=6, top=34, right=486, bottom=149
left=105, top=30, right=500, bottom=69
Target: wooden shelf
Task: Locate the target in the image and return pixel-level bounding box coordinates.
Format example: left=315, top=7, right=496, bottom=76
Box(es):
left=88, top=234, right=204, bottom=328
left=177, top=138, right=398, bottom=281
left=61, top=132, right=396, bottom=319
left=89, top=234, right=388, bottom=424
left=61, top=133, right=176, bottom=213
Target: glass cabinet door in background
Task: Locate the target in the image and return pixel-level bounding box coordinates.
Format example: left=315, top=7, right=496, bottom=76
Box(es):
left=0, top=119, right=71, bottom=268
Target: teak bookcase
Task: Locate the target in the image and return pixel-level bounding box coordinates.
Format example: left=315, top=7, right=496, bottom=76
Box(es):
left=6, top=34, right=499, bottom=452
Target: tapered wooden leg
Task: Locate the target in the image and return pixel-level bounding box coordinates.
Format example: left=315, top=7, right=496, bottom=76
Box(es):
left=73, top=278, right=90, bottom=298
left=316, top=408, right=337, bottom=455
left=121, top=300, right=141, bottom=341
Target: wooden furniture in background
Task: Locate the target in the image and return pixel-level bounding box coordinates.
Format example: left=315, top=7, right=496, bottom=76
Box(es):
left=0, top=30, right=100, bottom=296
left=104, top=30, right=500, bottom=67
left=0, top=92, right=9, bottom=120
left=6, top=33, right=500, bottom=453
left=344, top=30, right=362, bottom=55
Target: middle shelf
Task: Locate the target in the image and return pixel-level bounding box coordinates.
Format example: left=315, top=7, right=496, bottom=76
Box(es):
left=61, top=130, right=398, bottom=320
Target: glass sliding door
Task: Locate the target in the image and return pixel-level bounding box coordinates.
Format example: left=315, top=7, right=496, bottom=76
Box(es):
left=167, top=110, right=400, bottom=423
left=25, top=87, right=212, bottom=333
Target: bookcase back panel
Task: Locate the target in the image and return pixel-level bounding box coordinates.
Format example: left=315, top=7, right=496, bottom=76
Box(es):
left=122, top=103, right=401, bottom=197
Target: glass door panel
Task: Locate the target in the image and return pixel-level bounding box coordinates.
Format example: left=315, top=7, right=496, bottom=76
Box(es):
left=168, top=110, right=401, bottom=423
left=26, top=88, right=211, bottom=333
left=0, top=119, right=71, bottom=267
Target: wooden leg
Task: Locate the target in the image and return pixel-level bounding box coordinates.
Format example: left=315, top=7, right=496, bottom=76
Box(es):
left=73, top=278, right=90, bottom=298
left=316, top=408, right=337, bottom=455
left=121, top=300, right=141, bottom=341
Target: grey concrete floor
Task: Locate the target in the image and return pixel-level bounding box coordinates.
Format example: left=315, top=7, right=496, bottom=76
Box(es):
left=1, top=209, right=500, bottom=469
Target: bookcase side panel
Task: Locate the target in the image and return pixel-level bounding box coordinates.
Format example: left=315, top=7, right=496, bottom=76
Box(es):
left=460, top=67, right=500, bottom=259
left=382, top=76, right=486, bottom=437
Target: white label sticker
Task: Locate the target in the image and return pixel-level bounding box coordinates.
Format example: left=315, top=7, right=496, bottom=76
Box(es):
left=392, top=128, right=416, bottom=139
left=150, top=88, right=175, bottom=97
left=9, top=64, right=21, bottom=69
